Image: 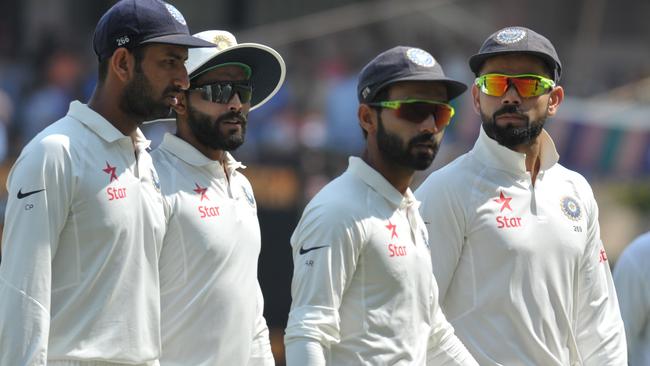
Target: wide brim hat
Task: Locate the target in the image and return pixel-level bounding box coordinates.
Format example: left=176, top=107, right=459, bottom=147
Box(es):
left=187, top=30, right=286, bottom=111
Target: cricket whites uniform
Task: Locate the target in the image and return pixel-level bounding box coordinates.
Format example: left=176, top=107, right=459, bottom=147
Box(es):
left=416, top=127, right=627, bottom=365
left=613, top=232, right=650, bottom=366
left=285, top=157, right=478, bottom=365
left=0, top=101, right=166, bottom=365
left=151, top=133, right=274, bottom=366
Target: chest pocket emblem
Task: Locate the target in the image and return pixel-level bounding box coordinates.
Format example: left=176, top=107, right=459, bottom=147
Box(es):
left=560, top=196, right=582, bottom=221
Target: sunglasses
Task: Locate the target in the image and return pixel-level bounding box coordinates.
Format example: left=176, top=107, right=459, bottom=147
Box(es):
left=475, top=73, right=555, bottom=98
left=367, top=99, right=455, bottom=128
left=188, top=81, right=253, bottom=104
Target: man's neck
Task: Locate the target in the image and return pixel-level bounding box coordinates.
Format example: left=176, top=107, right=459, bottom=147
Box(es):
left=511, top=138, right=543, bottom=184
left=361, top=150, right=413, bottom=195
left=88, top=88, right=139, bottom=136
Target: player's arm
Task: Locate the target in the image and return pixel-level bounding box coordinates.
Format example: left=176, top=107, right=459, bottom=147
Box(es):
left=247, top=283, right=275, bottom=366
left=575, top=187, right=627, bottom=364
left=284, top=201, right=363, bottom=365
left=415, top=174, right=467, bottom=303
left=426, top=278, right=479, bottom=365
left=0, top=136, right=73, bottom=365
left=613, top=236, right=649, bottom=363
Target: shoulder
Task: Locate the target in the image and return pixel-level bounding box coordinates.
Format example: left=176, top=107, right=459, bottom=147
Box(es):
left=618, top=232, right=650, bottom=269
left=416, top=153, right=475, bottom=200
left=301, top=173, right=370, bottom=225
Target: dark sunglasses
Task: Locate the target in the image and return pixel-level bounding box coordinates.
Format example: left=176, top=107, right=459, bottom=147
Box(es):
left=367, top=99, right=455, bottom=129
left=188, top=81, right=253, bottom=104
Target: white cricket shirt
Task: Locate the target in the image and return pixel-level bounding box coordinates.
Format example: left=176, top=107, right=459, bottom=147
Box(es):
left=0, top=101, right=166, bottom=365
left=613, top=231, right=650, bottom=366
left=285, top=157, right=477, bottom=366
left=151, top=133, right=274, bottom=366
left=416, top=127, right=627, bottom=365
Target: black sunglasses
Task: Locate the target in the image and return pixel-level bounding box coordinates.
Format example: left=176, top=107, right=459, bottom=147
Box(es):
left=188, top=81, right=253, bottom=104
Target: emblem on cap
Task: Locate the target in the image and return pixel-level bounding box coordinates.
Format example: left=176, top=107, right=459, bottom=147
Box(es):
left=495, top=27, right=527, bottom=45
left=163, top=2, right=187, bottom=26
left=406, top=48, right=435, bottom=68
left=560, top=196, right=582, bottom=221
left=211, top=33, right=236, bottom=50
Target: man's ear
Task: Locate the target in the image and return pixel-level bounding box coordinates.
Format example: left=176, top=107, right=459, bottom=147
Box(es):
left=471, top=84, right=482, bottom=116
left=358, top=103, right=377, bottom=136
left=546, top=85, right=564, bottom=117
left=172, top=92, right=189, bottom=116
left=109, top=48, right=134, bottom=83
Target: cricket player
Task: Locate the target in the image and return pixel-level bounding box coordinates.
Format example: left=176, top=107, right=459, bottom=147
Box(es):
left=284, top=46, right=478, bottom=365
left=614, top=231, right=650, bottom=366
left=416, top=26, right=627, bottom=365
left=0, top=0, right=213, bottom=364
left=152, top=30, right=284, bottom=365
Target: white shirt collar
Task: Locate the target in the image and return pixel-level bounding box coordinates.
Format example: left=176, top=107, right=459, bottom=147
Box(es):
left=472, top=126, right=560, bottom=176
left=158, top=132, right=245, bottom=173
left=347, top=156, right=419, bottom=210
left=67, top=101, right=151, bottom=149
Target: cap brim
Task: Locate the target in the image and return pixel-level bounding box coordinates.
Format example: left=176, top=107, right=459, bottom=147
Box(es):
left=371, top=74, right=468, bottom=102
left=141, top=33, right=216, bottom=48
left=189, top=43, right=286, bottom=111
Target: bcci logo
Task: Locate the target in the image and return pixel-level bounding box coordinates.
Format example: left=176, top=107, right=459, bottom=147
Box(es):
left=560, top=196, right=582, bottom=221
left=406, top=48, right=435, bottom=68
left=495, top=27, right=527, bottom=45
left=163, top=2, right=187, bottom=26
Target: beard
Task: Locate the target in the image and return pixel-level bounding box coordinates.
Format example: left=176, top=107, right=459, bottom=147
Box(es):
left=376, top=114, right=439, bottom=171
left=186, top=102, right=248, bottom=151
left=481, top=105, right=546, bottom=148
left=120, top=67, right=177, bottom=122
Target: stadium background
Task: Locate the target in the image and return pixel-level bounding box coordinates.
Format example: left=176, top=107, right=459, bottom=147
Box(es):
left=0, top=0, right=648, bottom=363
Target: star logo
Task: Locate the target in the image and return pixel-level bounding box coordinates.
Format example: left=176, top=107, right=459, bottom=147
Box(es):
left=194, top=183, right=209, bottom=201
left=386, top=220, right=398, bottom=239
left=494, top=191, right=512, bottom=212
left=102, top=161, right=118, bottom=182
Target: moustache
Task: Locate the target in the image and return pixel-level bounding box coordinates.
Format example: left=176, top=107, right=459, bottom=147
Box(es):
left=409, top=132, right=435, bottom=145
left=215, top=111, right=248, bottom=125
left=493, top=105, right=528, bottom=121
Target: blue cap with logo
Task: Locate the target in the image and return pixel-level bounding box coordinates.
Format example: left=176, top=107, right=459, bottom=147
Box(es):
left=357, top=46, right=467, bottom=103
left=93, top=0, right=215, bottom=61
left=468, top=26, right=562, bottom=81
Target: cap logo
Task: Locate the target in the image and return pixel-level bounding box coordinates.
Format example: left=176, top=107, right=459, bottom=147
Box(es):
left=495, top=27, right=526, bottom=44
left=116, top=35, right=130, bottom=47
left=406, top=48, right=435, bottom=67
left=163, top=2, right=187, bottom=26
left=362, top=87, right=371, bottom=100
left=211, top=33, right=237, bottom=50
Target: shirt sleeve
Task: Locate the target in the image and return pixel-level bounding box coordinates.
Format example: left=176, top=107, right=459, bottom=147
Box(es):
left=415, top=175, right=467, bottom=304
left=575, top=188, right=627, bottom=365
left=426, top=277, right=479, bottom=366
left=0, top=136, right=73, bottom=365
left=283, top=199, right=364, bottom=364
left=613, top=235, right=650, bottom=365
left=248, top=283, right=275, bottom=366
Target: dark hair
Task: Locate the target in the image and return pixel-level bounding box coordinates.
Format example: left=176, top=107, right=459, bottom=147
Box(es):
left=97, top=46, right=147, bottom=84
left=360, top=86, right=390, bottom=139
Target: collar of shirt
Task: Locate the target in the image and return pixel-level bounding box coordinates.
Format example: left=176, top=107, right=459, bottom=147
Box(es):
left=67, top=100, right=151, bottom=151
left=159, top=132, right=245, bottom=175
left=472, top=126, right=560, bottom=176
left=347, top=156, right=419, bottom=211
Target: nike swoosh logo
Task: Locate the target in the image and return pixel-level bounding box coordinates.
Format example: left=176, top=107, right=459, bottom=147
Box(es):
left=17, top=188, right=45, bottom=199
left=299, top=245, right=329, bottom=255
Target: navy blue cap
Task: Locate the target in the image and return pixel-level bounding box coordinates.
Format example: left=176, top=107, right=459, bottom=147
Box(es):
left=357, top=46, right=467, bottom=103
left=469, top=26, right=562, bottom=81
left=93, top=0, right=215, bottom=61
